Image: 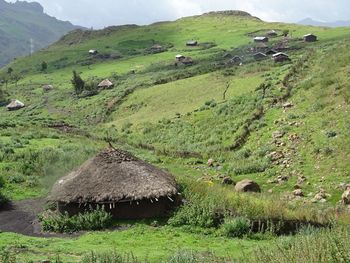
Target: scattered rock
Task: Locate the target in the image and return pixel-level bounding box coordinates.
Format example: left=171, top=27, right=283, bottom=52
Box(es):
left=268, top=151, right=285, bottom=162
left=207, top=159, right=215, bottom=167
left=282, top=102, right=294, bottom=109
left=339, top=183, right=349, bottom=191
left=272, top=131, right=285, bottom=139
left=312, top=188, right=330, bottom=202
left=341, top=187, right=350, bottom=205
left=277, top=175, right=289, bottom=184
left=293, top=189, right=304, bottom=197
left=297, top=175, right=307, bottom=185
left=222, top=176, right=234, bottom=185
left=235, top=179, right=261, bottom=193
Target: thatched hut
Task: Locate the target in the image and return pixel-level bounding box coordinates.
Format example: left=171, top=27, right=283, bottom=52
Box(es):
left=272, top=52, right=290, bottom=62
left=267, top=30, right=278, bottom=37
left=303, top=34, right=317, bottom=42
left=89, top=49, right=98, bottom=55
left=186, top=40, right=198, bottom=46
left=254, top=36, right=269, bottom=43
left=49, top=148, right=179, bottom=219
left=98, top=79, right=114, bottom=89
left=175, top=54, right=185, bottom=61
left=6, top=99, right=24, bottom=111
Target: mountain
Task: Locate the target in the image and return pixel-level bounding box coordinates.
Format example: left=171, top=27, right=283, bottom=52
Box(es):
left=1, top=10, right=350, bottom=261
left=298, top=17, right=350, bottom=27
left=0, top=0, right=80, bottom=67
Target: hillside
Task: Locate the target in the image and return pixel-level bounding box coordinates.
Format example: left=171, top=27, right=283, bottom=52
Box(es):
left=0, top=10, right=350, bottom=262
left=298, top=18, right=350, bottom=28
left=0, top=0, right=80, bottom=67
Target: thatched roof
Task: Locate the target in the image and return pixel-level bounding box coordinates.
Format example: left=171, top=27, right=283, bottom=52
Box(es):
left=6, top=99, right=24, bottom=110
left=254, top=36, right=269, bottom=42
left=49, top=148, right=178, bottom=204
left=98, top=79, right=113, bottom=88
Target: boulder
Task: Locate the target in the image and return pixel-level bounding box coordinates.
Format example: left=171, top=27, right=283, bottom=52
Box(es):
left=235, top=179, right=261, bottom=193
left=341, top=187, right=350, bottom=205
left=272, top=131, right=285, bottom=139
left=207, top=159, right=215, bottom=167
left=293, top=189, right=304, bottom=197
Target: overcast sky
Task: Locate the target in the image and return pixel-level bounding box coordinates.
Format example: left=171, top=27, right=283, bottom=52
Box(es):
left=6, top=0, right=350, bottom=28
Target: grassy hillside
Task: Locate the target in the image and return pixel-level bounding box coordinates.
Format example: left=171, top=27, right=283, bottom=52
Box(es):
left=0, top=10, right=350, bottom=262
left=0, top=0, right=79, bottom=67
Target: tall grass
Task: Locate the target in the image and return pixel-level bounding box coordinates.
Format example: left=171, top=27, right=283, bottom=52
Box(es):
left=40, top=207, right=113, bottom=233
left=248, top=227, right=350, bottom=263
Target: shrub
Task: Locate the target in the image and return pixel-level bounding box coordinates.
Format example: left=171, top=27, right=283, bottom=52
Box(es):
left=167, top=250, right=226, bottom=263
left=0, top=192, right=9, bottom=208
left=231, top=160, right=269, bottom=175
left=40, top=207, right=113, bottom=233
left=81, top=251, right=141, bottom=263
left=168, top=197, right=223, bottom=228
left=220, top=217, right=251, bottom=238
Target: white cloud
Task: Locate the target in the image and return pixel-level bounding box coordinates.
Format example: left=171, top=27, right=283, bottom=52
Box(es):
left=5, top=0, right=350, bottom=28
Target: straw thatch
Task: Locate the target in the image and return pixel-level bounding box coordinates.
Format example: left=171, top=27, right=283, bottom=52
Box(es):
left=98, top=79, right=114, bottom=88
left=6, top=99, right=24, bottom=111
left=49, top=148, right=178, bottom=204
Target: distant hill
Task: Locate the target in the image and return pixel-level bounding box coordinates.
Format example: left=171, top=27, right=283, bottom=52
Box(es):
left=298, top=18, right=350, bottom=28
left=0, top=0, right=80, bottom=67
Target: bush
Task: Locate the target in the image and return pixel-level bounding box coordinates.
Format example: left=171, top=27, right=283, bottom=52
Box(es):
left=168, top=197, right=223, bottom=228
left=40, top=207, right=113, bottom=233
left=220, top=217, right=251, bottom=238
left=0, top=192, right=9, bottom=208
left=167, top=250, right=225, bottom=263
left=81, top=251, right=141, bottom=263
left=231, top=160, right=269, bottom=175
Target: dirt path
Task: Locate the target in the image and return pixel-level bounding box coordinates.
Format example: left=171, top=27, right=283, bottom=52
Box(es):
left=0, top=199, right=58, bottom=237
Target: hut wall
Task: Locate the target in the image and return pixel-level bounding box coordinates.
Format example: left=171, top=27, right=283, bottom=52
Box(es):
left=58, top=196, right=177, bottom=219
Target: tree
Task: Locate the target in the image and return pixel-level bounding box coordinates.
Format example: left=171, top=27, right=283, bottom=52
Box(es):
left=41, top=61, right=48, bottom=72
left=283, top=29, right=290, bottom=37
left=0, top=73, right=9, bottom=89
left=11, top=72, right=22, bottom=87
left=7, top=67, right=13, bottom=75
left=71, top=70, right=85, bottom=95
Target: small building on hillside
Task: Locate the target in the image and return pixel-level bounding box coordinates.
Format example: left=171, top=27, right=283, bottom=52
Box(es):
left=49, top=148, right=179, bottom=219
left=186, top=40, right=198, bottom=47
left=272, top=52, right=290, bottom=62
left=42, top=84, right=54, bottom=92
left=6, top=99, right=25, bottom=111
left=254, top=36, right=269, bottom=43
left=149, top=44, right=164, bottom=53
left=89, top=49, right=98, bottom=55
left=98, top=79, right=114, bottom=89
left=253, top=52, right=267, bottom=61
left=303, top=34, right=317, bottom=42
left=175, top=54, right=185, bottom=61
left=267, top=30, right=278, bottom=37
